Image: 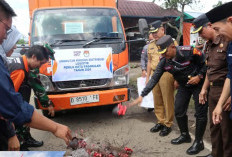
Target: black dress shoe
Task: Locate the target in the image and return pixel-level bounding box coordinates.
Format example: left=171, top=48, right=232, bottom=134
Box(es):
left=171, top=133, right=191, bottom=144
left=20, top=144, right=30, bottom=151
left=186, top=140, right=204, bottom=155
left=159, top=126, right=172, bottom=136
left=150, top=123, right=164, bottom=133
left=24, top=137, right=44, bottom=147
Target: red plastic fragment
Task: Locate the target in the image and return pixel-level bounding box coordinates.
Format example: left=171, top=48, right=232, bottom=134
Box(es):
left=93, top=152, right=102, bottom=157
left=124, top=147, right=133, bottom=154
left=117, top=103, right=127, bottom=116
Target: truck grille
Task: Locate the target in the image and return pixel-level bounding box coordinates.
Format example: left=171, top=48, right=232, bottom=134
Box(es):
left=55, top=79, right=109, bottom=89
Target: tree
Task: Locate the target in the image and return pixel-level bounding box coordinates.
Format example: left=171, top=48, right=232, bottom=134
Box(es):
left=17, top=39, right=27, bottom=45
left=213, top=1, right=223, bottom=8
left=155, top=0, right=200, bottom=44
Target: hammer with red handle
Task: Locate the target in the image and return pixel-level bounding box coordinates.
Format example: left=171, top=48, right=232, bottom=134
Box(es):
left=112, top=103, right=127, bottom=116
left=112, top=96, right=143, bottom=116
left=112, top=101, right=137, bottom=116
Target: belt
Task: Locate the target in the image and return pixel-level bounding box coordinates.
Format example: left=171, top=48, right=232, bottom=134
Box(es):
left=209, top=81, right=225, bottom=87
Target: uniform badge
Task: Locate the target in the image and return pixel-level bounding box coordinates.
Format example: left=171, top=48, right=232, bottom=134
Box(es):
left=217, top=43, right=224, bottom=53
left=220, top=43, right=223, bottom=48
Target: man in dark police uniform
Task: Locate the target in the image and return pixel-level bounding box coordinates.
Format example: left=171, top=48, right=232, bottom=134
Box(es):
left=130, top=35, right=208, bottom=155
left=192, top=13, right=232, bottom=157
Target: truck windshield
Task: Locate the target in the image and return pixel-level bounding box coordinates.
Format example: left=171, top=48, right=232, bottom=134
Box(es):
left=31, top=8, right=124, bottom=45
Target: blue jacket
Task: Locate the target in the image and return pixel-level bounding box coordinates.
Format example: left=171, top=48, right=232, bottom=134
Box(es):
left=0, top=56, right=34, bottom=126
left=226, top=42, right=232, bottom=120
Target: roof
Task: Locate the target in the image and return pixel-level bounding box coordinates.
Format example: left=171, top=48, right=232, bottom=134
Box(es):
left=118, top=0, right=180, bottom=18
left=175, top=11, right=204, bottom=21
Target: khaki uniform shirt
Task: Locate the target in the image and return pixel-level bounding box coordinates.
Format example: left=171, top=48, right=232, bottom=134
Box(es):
left=148, top=40, right=159, bottom=70
left=206, top=35, right=229, bottom=82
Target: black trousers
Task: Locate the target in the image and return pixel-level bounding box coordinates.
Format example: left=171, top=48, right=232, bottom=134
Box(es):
left=175, top=84, right=208, bottom=121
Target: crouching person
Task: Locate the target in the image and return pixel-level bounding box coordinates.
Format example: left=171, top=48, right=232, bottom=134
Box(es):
left=8, top=45, right=55, bottom=150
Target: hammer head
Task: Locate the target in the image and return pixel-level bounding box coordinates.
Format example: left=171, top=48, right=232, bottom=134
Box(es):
left=112, top=103, right=127, bottom=116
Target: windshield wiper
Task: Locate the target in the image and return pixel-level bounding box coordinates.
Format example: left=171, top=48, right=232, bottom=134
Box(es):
left=50, top=39, right=86, bottom=46
left=82, top=36, right=121, bottom=48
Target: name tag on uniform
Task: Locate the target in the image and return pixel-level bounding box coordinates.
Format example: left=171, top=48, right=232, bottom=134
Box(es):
left=228, top=54, right=232, bottom=57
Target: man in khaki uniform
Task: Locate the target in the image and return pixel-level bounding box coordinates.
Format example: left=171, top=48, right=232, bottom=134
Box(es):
left=146, top=20, right=175, bottom=136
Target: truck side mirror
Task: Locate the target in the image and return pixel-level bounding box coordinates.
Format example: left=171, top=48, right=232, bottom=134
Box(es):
left=138, top=18, right=149, bottom=39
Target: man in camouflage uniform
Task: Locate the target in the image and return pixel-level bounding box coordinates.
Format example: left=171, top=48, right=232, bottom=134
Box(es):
left=8, top=45, right=55, bottom=150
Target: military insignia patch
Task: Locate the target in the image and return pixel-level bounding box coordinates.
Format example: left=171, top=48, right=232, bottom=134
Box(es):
left=193, top=48, right=202, bottom=56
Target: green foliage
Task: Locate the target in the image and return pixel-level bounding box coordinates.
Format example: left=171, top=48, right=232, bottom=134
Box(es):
left=17, top=39, right=27, bottom=45
left=162, top=0, right=199, bottom=10
left=213, top=1, right=223, bottom=8
left=153, top=0, right=200, bottom=43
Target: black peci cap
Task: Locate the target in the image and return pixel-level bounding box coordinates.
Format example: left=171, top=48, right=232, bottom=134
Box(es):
left=156, top=35, right=174, bottom=54
left=0, top=0, right=16, bottom=18
left=191, top=14, right=209, bottom=34
left=206, top=1, right=232, bottom=24
left=149, top=20, right=162, bottom=33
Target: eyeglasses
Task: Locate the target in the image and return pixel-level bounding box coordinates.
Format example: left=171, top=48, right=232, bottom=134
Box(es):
left=0, top=19, right=12, bottom=35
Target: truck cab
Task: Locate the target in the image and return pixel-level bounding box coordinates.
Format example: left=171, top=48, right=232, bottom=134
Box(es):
left=29, top=0, right=130, bottom=114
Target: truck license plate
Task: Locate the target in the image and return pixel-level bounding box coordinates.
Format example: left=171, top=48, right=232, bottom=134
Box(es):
left=70, top=94, right=99, bottom=105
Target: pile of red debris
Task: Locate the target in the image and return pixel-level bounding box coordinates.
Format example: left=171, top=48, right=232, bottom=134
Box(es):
left=67, top=130, right=133, bottom=157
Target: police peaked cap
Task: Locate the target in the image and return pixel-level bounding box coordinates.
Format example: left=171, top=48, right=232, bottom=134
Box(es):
left=156, top=35, right=174, bottom=54
left=206, top=1, right=232, bottom=23
left=191, top=14, right=209, bottom=34
left=149, top=20, right=162, bottom=33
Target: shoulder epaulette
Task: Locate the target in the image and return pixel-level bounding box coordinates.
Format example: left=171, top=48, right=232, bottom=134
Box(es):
left=150, top=39, right=156, bottom=43
left=159, top=55, right=164, bottom=60
left=180, top=46, right=191, bottom=51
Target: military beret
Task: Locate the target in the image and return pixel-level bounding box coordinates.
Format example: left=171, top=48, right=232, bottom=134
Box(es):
left=191, top=14, right=209, bottom=34
left=149, top=20, right=162, bottom=33
left=206, top=1, right=232, bottom=23
left=156, top=35, right=174, bottom=54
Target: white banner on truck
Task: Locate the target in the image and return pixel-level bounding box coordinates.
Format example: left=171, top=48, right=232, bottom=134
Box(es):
left=52, top=48, right=113, bottom=82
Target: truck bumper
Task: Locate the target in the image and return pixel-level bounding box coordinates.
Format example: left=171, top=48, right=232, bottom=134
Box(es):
left=35, top=88, right=130, bottom=111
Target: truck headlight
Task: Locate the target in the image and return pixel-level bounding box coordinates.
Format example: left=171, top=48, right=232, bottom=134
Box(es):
left=111, top=65, right=129, bottom=86
left=39, top=74, right=55, bottom=92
